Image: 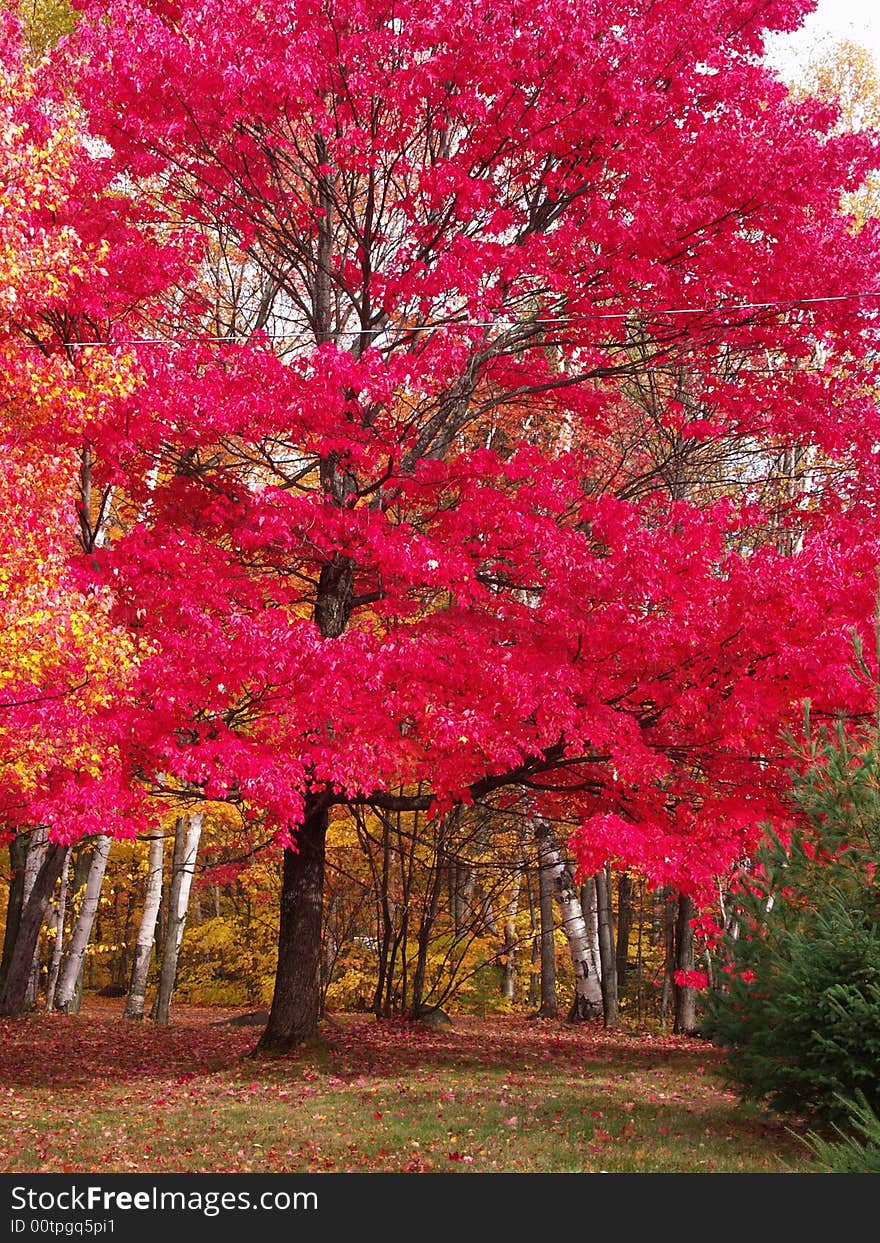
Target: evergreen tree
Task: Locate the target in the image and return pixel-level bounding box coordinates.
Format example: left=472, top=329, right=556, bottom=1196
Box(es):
left=706, top=699, right=880, bottom=1122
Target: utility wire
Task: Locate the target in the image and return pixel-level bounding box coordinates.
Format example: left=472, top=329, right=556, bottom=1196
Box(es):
left=9, top=289, right=880, bottom=349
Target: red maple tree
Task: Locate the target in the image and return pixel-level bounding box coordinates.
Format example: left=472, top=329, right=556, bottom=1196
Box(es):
left=5, top=0, right=880, bottom=1043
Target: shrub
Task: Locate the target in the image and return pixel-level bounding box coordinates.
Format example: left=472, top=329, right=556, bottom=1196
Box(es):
left=803, top=1094, right=880, bottom=1173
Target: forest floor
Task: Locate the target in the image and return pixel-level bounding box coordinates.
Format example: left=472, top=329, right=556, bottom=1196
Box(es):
left=0, top=999, right=814, bottom=1173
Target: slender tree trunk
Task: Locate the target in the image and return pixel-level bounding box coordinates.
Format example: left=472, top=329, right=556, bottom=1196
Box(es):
left=660, top=889, right=676, bottom=1027
left=595, top=864, right=619, bottom=1027
left=151, top=814, right=202, bottom=1025
left=673, top=893, right=698, bottom=1035
left=44, top=847, right=72, bottom=1012
left=615, top=872, right=634, bottom=999
left=635, top=879, right=645, bottom=1023
left=536, top=820, right=603, bottom=1021
left=54, top=835, right=113, bottom=1014
left=410, top=819, right=445, bottom=1015
left=579, top=877, right=602, bottom=984
left=124, top=831, right=165, bottom=1020
left=0, top=833, right=29, bottom=995
left=535, top=826, right=558, bottom=1018
left=61, top=843, right=94, bottom=1013
left=394, top=810, right=418, bottom=1014
left=320, top=892, right=338, bottom=1009
left=525, top=856, right=541, bottom=1008
left=0, top=844, right=67, bottom=1016
left=451, top=858, right=475, bottom=935
left=114, top=860, right=140, bottom=989
left=501, top=871, right=521, bottom=1003
left=154, top=875, right=167, bottom=968
left=371, top=813, right=394, bottom=1017
left=256, top=797, right=328, bottom=1054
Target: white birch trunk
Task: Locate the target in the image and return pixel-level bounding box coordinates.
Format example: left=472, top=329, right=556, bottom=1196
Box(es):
left=151, top=813, right=202, bottom=1025
left=535, top=819, right=603, bottom=1020
left=580, top=876, right=603, bottom=983
left=595, top=865, right=619, bottom=1026
left=124, top=831, right=165, bottom=1020
left=54, top=835, right=112, bottom=1014
left=44, top=847, right=72, bottom=1012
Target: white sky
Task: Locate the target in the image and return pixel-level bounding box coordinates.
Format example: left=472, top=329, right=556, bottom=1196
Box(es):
left=767, top=0, right=880, bottom=75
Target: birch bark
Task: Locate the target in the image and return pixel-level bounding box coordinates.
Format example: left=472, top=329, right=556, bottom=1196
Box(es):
left=535, top=820, right=603, bottom=1021
left=54, top=835, right=113, bottom=1014
left=151, top=814, right=202, bottom=1025
left=124, top=831, right=165, bottom=1020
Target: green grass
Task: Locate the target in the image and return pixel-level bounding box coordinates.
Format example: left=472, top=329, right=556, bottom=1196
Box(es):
left=0, top=1002, right=813, bottom=1173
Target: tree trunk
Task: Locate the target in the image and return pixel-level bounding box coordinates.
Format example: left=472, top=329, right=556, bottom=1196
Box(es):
left=595, top=864, right=620, bottom=1027
left=615, top=872, right=634, bottom=998
left=256, top=797, right=328, bottom=1054
left=536, top=820, right=603, bottom=1021
left=660, top=889, right=676, bottom=1027
left=579, top=877, right=602, bottom=985
left=410, top=820, right=445, bottom=1015
left=23, top=826, right=49, bottom=1009
left=0, top=833, right=29, bottom=996
left=451, top=858, right=476, bottom=935
left=0, top=843, right=67, bottom=1016
left=151, top=814, right=202, bottom=1025
left=254, top=427, right=355, bottom=1049
left=44, top=847, right=72, bottom=1012
left=525, top=856, right=540, bottom=1008
left=673, top=892, right=698, bottom=1035
left=124, top=831, right=165, bottom=1020
left=501, top=871, right=521, bottom=1003
left=54, top=835, right=113, bottom=1014
left=371, top=812, right=395, bottom=1017
left=113, top=858, right=140, bottom=989
left=535, top=825, right=558, bottom=1018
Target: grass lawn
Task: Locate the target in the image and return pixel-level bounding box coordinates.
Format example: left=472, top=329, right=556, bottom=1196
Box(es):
left=0, top=1000, right=814, bottom=1174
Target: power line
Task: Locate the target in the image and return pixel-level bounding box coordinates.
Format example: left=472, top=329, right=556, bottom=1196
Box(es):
left=9, top=289, right=880, bottom=350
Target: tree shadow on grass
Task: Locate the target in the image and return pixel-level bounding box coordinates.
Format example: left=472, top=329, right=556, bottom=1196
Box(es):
left=0, top=1004, right=722, bottom=1091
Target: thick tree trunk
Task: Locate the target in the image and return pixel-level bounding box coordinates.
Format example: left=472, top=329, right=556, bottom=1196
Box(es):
left=595, top=864, right=619, bottom=1028
left=536, top=821, right=603, bottom=1021
left=23, top=826, right=49, bottom=1009
left=151, top=813, right=202, bottom=1025
left=44, top=847, right=72, bottom=1012
left=0, top=843, right=67, bottom=1016
left=256, top=798, right=328, bottom=1054
left=54, top=835, right=113, bottom=1014
left=0, top=833, right=29, bottom=996
left=255, top=489, right=354, bottom=1049
left=535, top=826, right=558, bottom=1018
left=124, top=831, right=165, bottom=1020
left=673, top=893, right=698, bottom=1035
